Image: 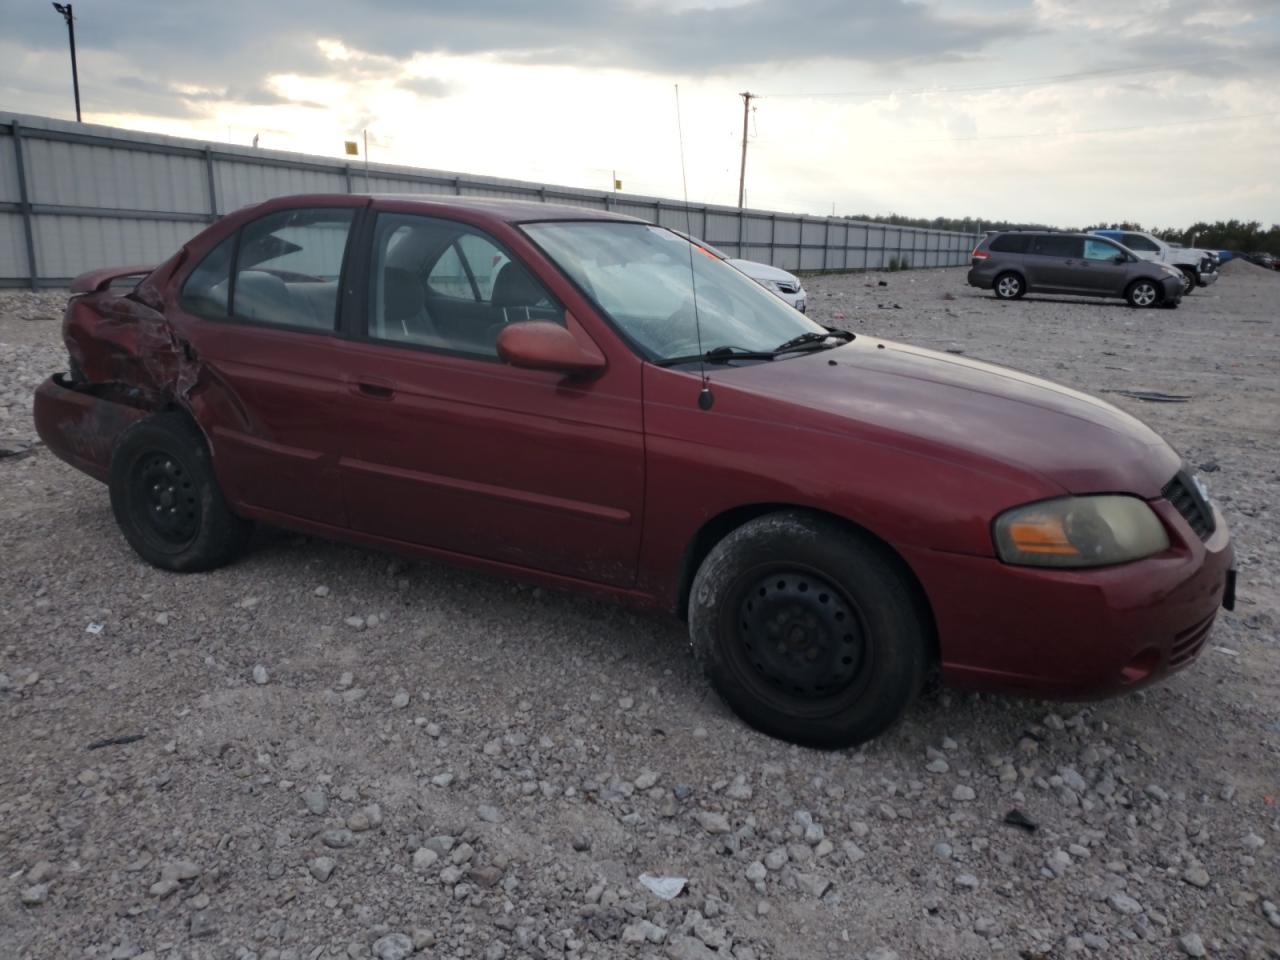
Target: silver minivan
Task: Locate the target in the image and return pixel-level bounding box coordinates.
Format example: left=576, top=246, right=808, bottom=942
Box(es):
left=967, top=231, right=1184, bottom=308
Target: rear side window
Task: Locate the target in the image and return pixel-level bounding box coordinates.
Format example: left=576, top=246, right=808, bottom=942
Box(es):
left=231, top=208, right=355, bottom=331
left=180, top=235, right=235, bottom=319
left=1033, top=236, right=1083, bottom=258
left=988, top=235, right=1030, bottom=253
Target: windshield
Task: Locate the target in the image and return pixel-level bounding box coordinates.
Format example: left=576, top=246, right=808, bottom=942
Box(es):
left=522, top=221, right=825, bottom=362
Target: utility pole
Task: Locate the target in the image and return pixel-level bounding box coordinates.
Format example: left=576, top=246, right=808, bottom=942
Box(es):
left=737, top=91, right=754, bottom=209
left=52, top=3, right=81, bottom=122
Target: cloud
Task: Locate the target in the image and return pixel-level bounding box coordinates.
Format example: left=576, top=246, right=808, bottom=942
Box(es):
left=4, top=0, right=1028, bottom=79
left=397, top=75, right=450, bottom=98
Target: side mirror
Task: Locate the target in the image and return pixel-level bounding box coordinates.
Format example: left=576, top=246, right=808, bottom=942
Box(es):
left=1113, top=254, right=1127, bottom=264
left=496, top=320, right=606, bottom=378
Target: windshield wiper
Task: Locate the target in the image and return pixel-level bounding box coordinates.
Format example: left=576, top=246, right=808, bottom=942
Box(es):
left=655, top=345, right=777, bottom=367
left=773, top=328, right=855, bottom=353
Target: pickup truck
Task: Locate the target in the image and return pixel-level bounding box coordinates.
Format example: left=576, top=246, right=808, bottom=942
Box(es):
left=1089, top=230, right=1219, bottom=294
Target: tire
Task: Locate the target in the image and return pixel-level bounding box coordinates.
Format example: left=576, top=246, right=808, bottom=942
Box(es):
left=1125, top=279, right=1160, bottom=308
left=688, top=510, right=930, bottom=749
left=993, top=272, right=1024, bottom=300
left=1178, top=267, right=1196, bottom=295
left=108, top=412, right=251, bottom=572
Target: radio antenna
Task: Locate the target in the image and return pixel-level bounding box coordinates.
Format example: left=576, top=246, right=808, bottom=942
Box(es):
left=674, top=83, right=713, bottom=410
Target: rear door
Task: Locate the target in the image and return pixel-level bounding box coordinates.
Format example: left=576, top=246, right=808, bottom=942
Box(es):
left=336, top=209, right=646, bottom=587
left=172, top=202, right=361, bottom=526
left=1027, top=235, right=1085, bottom=292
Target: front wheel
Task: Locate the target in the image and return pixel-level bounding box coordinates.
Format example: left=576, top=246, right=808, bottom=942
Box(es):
left=993, top=272, right=1024, bottom=300
left=688, top=511, right=930, bottom=748
left=1126, top=279, right=1160, bottom=308
left=1178, top=267, right=1196, bottom=295
left=108, top=412, right=252, bottom=572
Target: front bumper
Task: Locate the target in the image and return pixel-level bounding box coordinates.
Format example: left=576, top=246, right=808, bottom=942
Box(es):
left=903, top=499, right=1233, bottom=699
left=1198, top=270, right=1219, bottom=287
left=777, top=288, right=806, bottom=313
left=1159, top=275, right=1185, bottom=302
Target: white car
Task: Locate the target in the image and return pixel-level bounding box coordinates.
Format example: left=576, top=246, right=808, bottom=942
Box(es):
left=1088, top=230, right=1219, bottom=294
left=671, top=231, right=808, bottom=313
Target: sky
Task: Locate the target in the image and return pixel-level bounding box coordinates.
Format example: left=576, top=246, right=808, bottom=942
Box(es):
left=1, top=0, right=1278, bottom=228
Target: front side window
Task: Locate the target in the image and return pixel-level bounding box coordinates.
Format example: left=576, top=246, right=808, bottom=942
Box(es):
left=368, top=213, right=563, bottom=357
left=1033, top=236, right=1083, bottom=258
left=231, top=208, right=354, bottom=330
left=1121, top=233, right=1160, bottom=252
left=180, top=235, right=235, bottom=319
left=523, top=221, right=824, bottom=362
left=1084, top=239, right=1123, bottom=261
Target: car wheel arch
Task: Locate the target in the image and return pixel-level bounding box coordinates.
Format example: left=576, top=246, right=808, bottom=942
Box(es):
left=673, top=503, right=939, bottom=662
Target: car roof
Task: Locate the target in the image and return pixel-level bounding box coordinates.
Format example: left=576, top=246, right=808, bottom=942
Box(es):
left=988, top=230, right=1100, bottom=239
left=252, top=193, right=648, bottom=226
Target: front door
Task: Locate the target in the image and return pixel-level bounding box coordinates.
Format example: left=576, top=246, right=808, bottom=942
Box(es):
left=336, top=210, right=645, bottom=587
left=172, top=203, right=361, bottom=526
left=1077, top=238, right=1133, bottom=296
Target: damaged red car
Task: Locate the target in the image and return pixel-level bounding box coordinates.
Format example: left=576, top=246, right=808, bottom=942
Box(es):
left=33, top=194, right=1235, bottom=747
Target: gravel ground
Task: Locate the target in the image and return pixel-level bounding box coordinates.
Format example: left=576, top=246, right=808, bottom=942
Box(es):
left=1, top=262, right=1278, bottom=960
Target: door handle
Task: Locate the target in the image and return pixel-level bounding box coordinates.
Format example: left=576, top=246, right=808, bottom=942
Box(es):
left=349, top=376, right=396, bottom=400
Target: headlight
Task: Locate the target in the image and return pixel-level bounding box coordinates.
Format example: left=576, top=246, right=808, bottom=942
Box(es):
left=993, top=496, right=1169, bottom=568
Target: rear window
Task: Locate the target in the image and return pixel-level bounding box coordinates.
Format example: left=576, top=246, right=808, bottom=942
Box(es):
left=989, top=235, right=1030, bottom=253
left=1033, top=236, right=1083, bottom=258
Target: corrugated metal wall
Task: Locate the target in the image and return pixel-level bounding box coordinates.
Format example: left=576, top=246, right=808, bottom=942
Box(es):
left=0, top=112, right=980, bottom=287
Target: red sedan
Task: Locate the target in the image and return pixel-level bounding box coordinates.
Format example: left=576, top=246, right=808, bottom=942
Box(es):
left=32, top=195, right=1235, bottom=747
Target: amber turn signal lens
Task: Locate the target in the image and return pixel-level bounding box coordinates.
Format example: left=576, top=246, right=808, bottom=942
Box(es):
left=1005, top=517, right=1080, bottom=556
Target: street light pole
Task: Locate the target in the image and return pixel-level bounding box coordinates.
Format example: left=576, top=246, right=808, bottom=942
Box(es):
left=51, top=4, right=81, bottom=121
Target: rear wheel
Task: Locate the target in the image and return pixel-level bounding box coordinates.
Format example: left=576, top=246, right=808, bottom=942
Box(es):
left=688, top=511, right=930, bottom=748
left=1126, top=279, right=1160, bottom=308
left=993, top=272, right=1024, bottom=300
left=109, top=412, right=251, bottom=572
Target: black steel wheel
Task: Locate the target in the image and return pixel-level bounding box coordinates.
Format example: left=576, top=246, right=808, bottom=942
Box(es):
left=730, top=567, right=873, bottom=711
left=109, top=412, right=251, bottom=572
left=129, top=451, right=201, bottom=550
left=689, top=511, right=930, bottom=748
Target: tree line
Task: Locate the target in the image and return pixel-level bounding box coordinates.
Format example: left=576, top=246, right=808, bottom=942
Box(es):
left=846, top=214, right=1280, bottom=254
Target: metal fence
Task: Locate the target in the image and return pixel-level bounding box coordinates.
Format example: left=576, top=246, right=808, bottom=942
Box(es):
left=1, top=111, right=980, bottom=288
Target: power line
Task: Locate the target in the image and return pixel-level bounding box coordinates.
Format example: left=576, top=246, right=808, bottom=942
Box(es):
left=885, top=109, right=1280, bottom=143
left=747, top=110, right=1279, bottom=148
left=763, top=59, right=1224, bottom=100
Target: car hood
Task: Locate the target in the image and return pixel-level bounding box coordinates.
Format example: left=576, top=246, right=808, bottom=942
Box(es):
left=727, top=259, right=802, bottom=286
left=718, top=338, right=1180, bottom=498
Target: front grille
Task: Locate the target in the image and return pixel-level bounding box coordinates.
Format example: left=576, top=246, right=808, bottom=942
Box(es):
left=1170, top=612, right=1215, bottom=669
left=1162, top=471, right=1215, bottom=540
